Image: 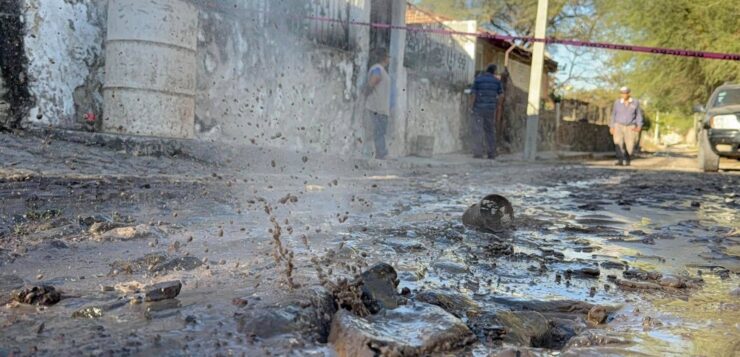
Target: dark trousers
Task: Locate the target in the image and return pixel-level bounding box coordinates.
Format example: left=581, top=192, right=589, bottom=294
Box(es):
left=369, top=111, right=388, bottom=159
left=471, top=108, right=496, bottom=158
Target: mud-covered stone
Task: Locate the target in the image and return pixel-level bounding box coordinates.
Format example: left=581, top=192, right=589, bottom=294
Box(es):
left=94, top=224, right=159, bottom=241
left=600, top=261, right=627, bottom=270
left=359, top=263, right=400, bottom=313
left=567, top=267, right=600, bottom=279
left=150, top=256, right=203, bottom=273
left=12, top=285, right=61, bottom=306
left=329, top=302, right=476, bottom=356
left=144, top=280, right=181, bottom=302
left=623, top=268, right=662, bottom=281
left=415, top=289, right=479, bottom=318
left=564, top=330, right=630, bottom=349
left=88, top=221, right=123, bottom=235
left=72, top=306, right=104, bottom=319
left=494, top=310, right=553, bottom=348
left=615, top=278, right=662, bottom=290
left=79, top=215, right=112, bottom=229
left=658, top=275, right=685, bottom=288
left=433, top=260, right=470, bottom=275
left=236, top=287, right=336, bottom=343
left=587, top=306, right=608, bottom=325
left=489, top=297, right=595, bottom=314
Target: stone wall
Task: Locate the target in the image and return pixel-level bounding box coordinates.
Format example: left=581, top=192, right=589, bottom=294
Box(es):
left=21, top=0, right=107, bottom=129
left=557, top=121, right=613, bottom=152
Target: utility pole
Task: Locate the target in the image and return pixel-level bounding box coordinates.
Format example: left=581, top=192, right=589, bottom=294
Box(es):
left=523, top=0, right=548, bottom=161
left=654, top=111, right=660, bottom=143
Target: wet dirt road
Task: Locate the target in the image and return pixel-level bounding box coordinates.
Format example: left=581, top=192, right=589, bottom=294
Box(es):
left=1, top=132, right=738, bottom=356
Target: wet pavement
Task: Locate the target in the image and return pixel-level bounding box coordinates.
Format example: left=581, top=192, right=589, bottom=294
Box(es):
left=1, top=132, right=739, bottom=356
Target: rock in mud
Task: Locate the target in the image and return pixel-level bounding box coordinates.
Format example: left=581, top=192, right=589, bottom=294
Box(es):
left=489, top=297, right=595, bottom=315
left=144, top=280, right=182, bottom=302
left=658, top=275, right=685, bottom=288
left=432, top=260, right=470, bottom=275
left=12, top=285, right=61, bottom=306
left=237, top=287, right=336, bottom=343
left=329, top=302, right=476, bottom=356
left=564, top=330, right=629, bottom=349
left=494, top=310, right=553, bottom=348
left=385, top=239, right=426, bottom=253
left=622, top=268, right=662, bottom=281
left=462, top=194, right=514, bottom=232
left=150, top=256, right=203, bottom=273
left=115, top=281, right=144, bottom=294
left=79, top=215, right=112, bottom=229
left=567, top=267, right=600, bottom=279
left=88, top=221, right=123, bottom=235
left=359, top=263, right=400, bottom=313
left=415, top=289, right=479, bottom=318
left=600, top=261, right=626, bottom=270
left=614, top=278, right=662, bottom=290
left=94, top=224, right=159, bottom=241
left=587, top=306, right=608, bottom=325
left=72, top=306, right=104, bottom=319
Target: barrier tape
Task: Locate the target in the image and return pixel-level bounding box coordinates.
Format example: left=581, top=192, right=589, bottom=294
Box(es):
left=304, top=15, right=740, bottom=62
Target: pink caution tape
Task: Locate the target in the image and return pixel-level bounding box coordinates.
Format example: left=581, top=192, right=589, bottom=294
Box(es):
left=304, top=15, right=740, bottom=62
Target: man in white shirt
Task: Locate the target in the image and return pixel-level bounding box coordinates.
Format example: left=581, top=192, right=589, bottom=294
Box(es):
left=364, top=49, right=391, bottom=159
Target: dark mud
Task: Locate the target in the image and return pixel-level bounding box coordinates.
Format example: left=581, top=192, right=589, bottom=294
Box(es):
left=1, top=132, right=739, bottom=356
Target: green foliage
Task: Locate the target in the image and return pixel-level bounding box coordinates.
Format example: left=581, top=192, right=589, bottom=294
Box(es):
left=594, top=0, right=740, bottom=113
left=642, top=109, right=696, bottom=135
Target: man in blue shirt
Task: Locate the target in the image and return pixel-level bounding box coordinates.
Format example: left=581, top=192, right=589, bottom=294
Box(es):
left=610, top=86, right=643, bottom=166
left=470, top=64, right=504, bottom=159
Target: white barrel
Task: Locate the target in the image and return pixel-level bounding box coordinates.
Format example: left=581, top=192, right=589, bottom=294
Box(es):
left=103, top=0, right=197, bottom=138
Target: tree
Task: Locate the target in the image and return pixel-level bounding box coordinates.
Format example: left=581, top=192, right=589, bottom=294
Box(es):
left=594, top=0, right=740, bottom=113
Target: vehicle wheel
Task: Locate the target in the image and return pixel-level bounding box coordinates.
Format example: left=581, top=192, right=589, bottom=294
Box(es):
left=698, top=130, right=720, bottom=172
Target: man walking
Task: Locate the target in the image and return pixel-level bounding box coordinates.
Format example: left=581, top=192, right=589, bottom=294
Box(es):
left=364, top=49, right=391, bottom=159
left=610, top=86, right=643, bottom=166
left=470, top=64, right=504, bottom=159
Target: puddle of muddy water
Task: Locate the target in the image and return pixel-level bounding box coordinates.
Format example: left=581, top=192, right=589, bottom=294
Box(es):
left=2, top=146, right=738, bottom=356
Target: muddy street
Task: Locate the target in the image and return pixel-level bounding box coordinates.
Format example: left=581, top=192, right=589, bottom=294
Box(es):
left=1, top=132, right=739, bottom=356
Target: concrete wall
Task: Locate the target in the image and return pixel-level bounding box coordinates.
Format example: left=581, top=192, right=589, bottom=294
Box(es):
left=193, top=0, right=370, bottom=155
left=21, top=0, right=107, bottom=129
left=405, top=74, right=466, bottom=154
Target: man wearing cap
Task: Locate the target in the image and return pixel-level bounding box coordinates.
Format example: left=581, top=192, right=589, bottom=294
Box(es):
left=610, top=87, right=643, bottom=166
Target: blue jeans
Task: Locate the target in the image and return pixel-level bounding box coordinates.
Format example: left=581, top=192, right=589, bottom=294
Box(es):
left=369, top=111, right=388, bottom=159
left=471, top=108, right=496, bottom=158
